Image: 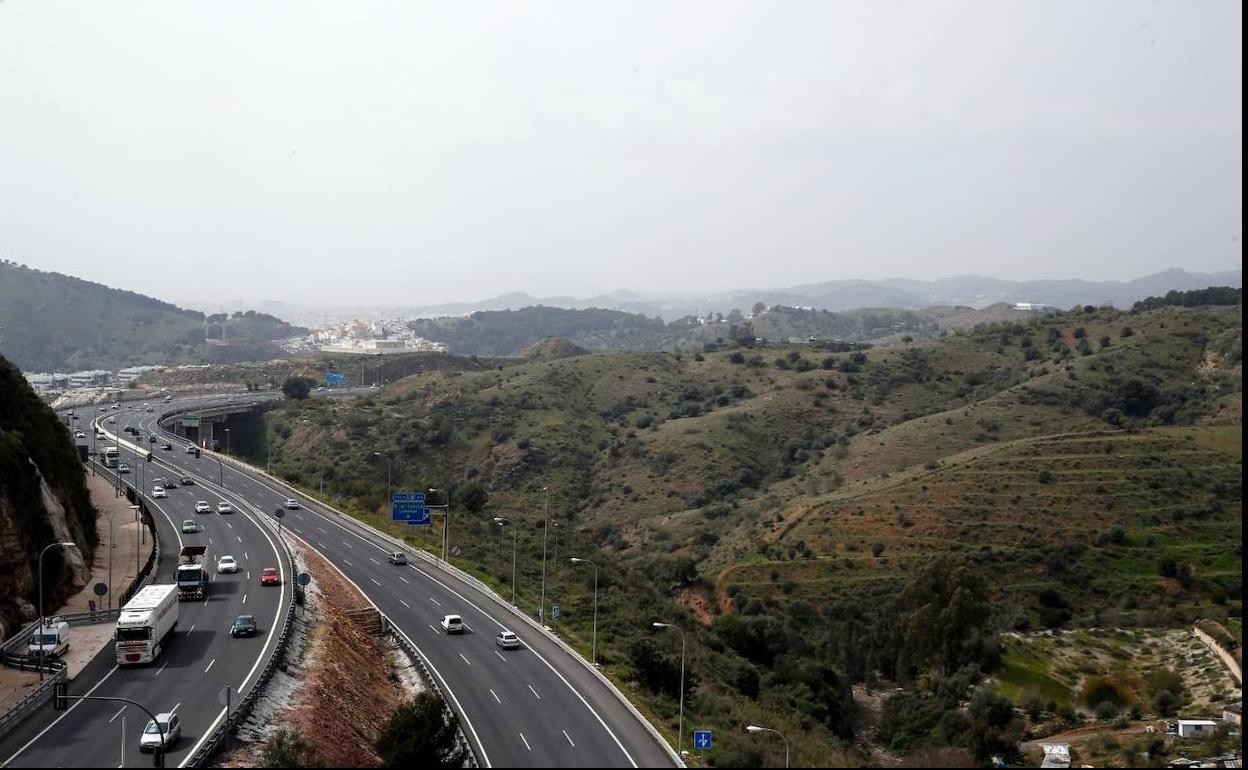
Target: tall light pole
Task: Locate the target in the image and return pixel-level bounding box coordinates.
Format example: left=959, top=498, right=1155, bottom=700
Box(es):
left=371, top=452, right=392, bottom=504
left=746, top=725, right=790, bottom=768
left=539, top=486, right=550, bottom=625
left=571, top=558, right=599, bottom=666
left=37, top=542, right=80, bottom=680
left=653, top=621, right=687, bottom=756
left=494, top=517, right=518, bottom=605
left=131, top=504, right=142, bottom=586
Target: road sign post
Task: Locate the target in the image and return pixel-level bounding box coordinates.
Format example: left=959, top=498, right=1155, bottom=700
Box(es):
left=391, top=492, right=428, bottom=524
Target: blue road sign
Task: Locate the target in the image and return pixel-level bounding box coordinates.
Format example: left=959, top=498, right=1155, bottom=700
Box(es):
left=391, top=492, right=428, bottom=524
left=551, top=605, right=561, bottom=620
left=325, top=372, right=346, bottom=387
left=694, top=730, right=713, bottom=750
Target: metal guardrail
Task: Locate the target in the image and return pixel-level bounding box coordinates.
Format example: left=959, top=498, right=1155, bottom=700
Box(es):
left=383, top=615, right=479, bottom=767
left=0, top=667, right=65, bottom=741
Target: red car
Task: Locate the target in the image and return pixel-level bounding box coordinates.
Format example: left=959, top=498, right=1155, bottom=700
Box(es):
left=259, top=567, right=280, bottom=586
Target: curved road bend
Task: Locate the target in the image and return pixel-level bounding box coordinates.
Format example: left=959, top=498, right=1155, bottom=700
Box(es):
left=1, top=411, right=290, bottom=768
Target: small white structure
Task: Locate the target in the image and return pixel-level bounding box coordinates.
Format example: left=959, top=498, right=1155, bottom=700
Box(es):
left=1177, top=719, right=1218, bottom=739
left=1040, top=743, right=1071, bottom=768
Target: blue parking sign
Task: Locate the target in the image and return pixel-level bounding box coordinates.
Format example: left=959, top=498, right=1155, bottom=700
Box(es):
left=694, top=730, right=712, bottom=750
left=391, top=492, right=428, bottom=524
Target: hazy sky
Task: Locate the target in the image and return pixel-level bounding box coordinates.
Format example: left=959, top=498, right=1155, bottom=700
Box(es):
left=1, top=1, right=1241, bottom=308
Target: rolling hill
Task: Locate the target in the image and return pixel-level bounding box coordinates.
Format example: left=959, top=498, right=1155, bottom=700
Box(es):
left=183, top=293, right=1241, bottom=764
left=0, top=261, right=306, bottom=373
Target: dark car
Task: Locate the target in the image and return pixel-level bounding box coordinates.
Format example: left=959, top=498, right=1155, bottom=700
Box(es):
left=161, top=442, right=173, bottom=451
left=149, top=435, right=158, bottom=443
left=230, top=615, right=258, bottom=638
left=180, top=476, right=194, bottom=485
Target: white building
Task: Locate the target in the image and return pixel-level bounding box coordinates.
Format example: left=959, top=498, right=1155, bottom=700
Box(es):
left=1177, top=719, right=1219, bottom=739
left=68, top=370, right=112, bottom=388
left=1040, top=743, right=1071, bottom=768
left=116, top=365, right=165, bottom=383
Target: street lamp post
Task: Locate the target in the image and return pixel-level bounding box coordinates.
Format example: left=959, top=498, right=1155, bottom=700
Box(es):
left=224, top=428, right=230, bottom=455
left=131, top=504, right=141, bottom=586
left=570, top=558, right=599, bottom=666
left=371, top=452, right=392, bottom=503
left=494, top=517, right=518, bottom=605
left=746, top=725, right=790, bottom=768
left=539, top=486, right=550, bottom=625
left=653, top=621, right=687, bottom=756
left=37, top=542, right=81, bottom=680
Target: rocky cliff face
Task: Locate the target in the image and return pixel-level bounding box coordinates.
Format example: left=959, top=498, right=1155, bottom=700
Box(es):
left=0, top=354, right=97, bottom=641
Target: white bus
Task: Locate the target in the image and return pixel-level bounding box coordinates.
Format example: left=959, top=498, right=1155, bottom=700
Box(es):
left=102, top=446, right=119, bottom=468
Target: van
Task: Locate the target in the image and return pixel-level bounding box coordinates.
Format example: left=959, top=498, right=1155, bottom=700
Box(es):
left=439, top=614, right=464, bottom=634
left=28, top=618, right=70, bottom=658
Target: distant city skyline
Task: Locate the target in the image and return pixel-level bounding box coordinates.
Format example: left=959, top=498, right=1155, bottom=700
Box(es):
left=2, top=1, right=1241, bottom=306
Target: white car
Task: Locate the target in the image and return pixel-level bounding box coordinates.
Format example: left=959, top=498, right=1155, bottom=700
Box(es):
left=216, top=555, right=239, bottom=574
left=185, top=444, right=198, bottom=454
left=439, top=614, right=465, bottom=635
left=152, top=486, right=167, bottom=499
left=118, top=463, right=130, bottom=474
left=74, top=431, right=85, bottom=439
left=496, top=630, right=521, bottom=649
left=282, top=498, right=300, bottom=509
left=139, top=713, right=180, bottom=752
left=217, top=501, right=233, bottom=514
left=194, top=500, right=211, bottom=514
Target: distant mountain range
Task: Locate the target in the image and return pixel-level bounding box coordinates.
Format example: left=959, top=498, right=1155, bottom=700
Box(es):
left=194, top=268, right=1243, bottom=327
left=391, top=268, right=1243, bottom=322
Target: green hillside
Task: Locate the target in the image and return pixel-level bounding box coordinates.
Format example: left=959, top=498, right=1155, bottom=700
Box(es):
left=0, top=261, right=305, bottom=373
left=220, top=301, right=1240, bottom=765
left=408, top=303, right=938, bottom=356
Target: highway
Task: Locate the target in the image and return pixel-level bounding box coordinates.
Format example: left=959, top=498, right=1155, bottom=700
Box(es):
left=1, top=402, right=292, bottom=768
left=133, top=394, right=677, bottom=768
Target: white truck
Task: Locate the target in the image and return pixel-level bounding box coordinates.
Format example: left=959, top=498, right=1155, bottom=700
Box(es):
left=115, top=584, right=179, bottom=665
left=101, top=446, right=120, bottom=468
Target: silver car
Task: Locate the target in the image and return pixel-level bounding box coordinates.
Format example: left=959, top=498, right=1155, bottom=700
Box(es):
left=139, top=712, right=180, bottom=752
